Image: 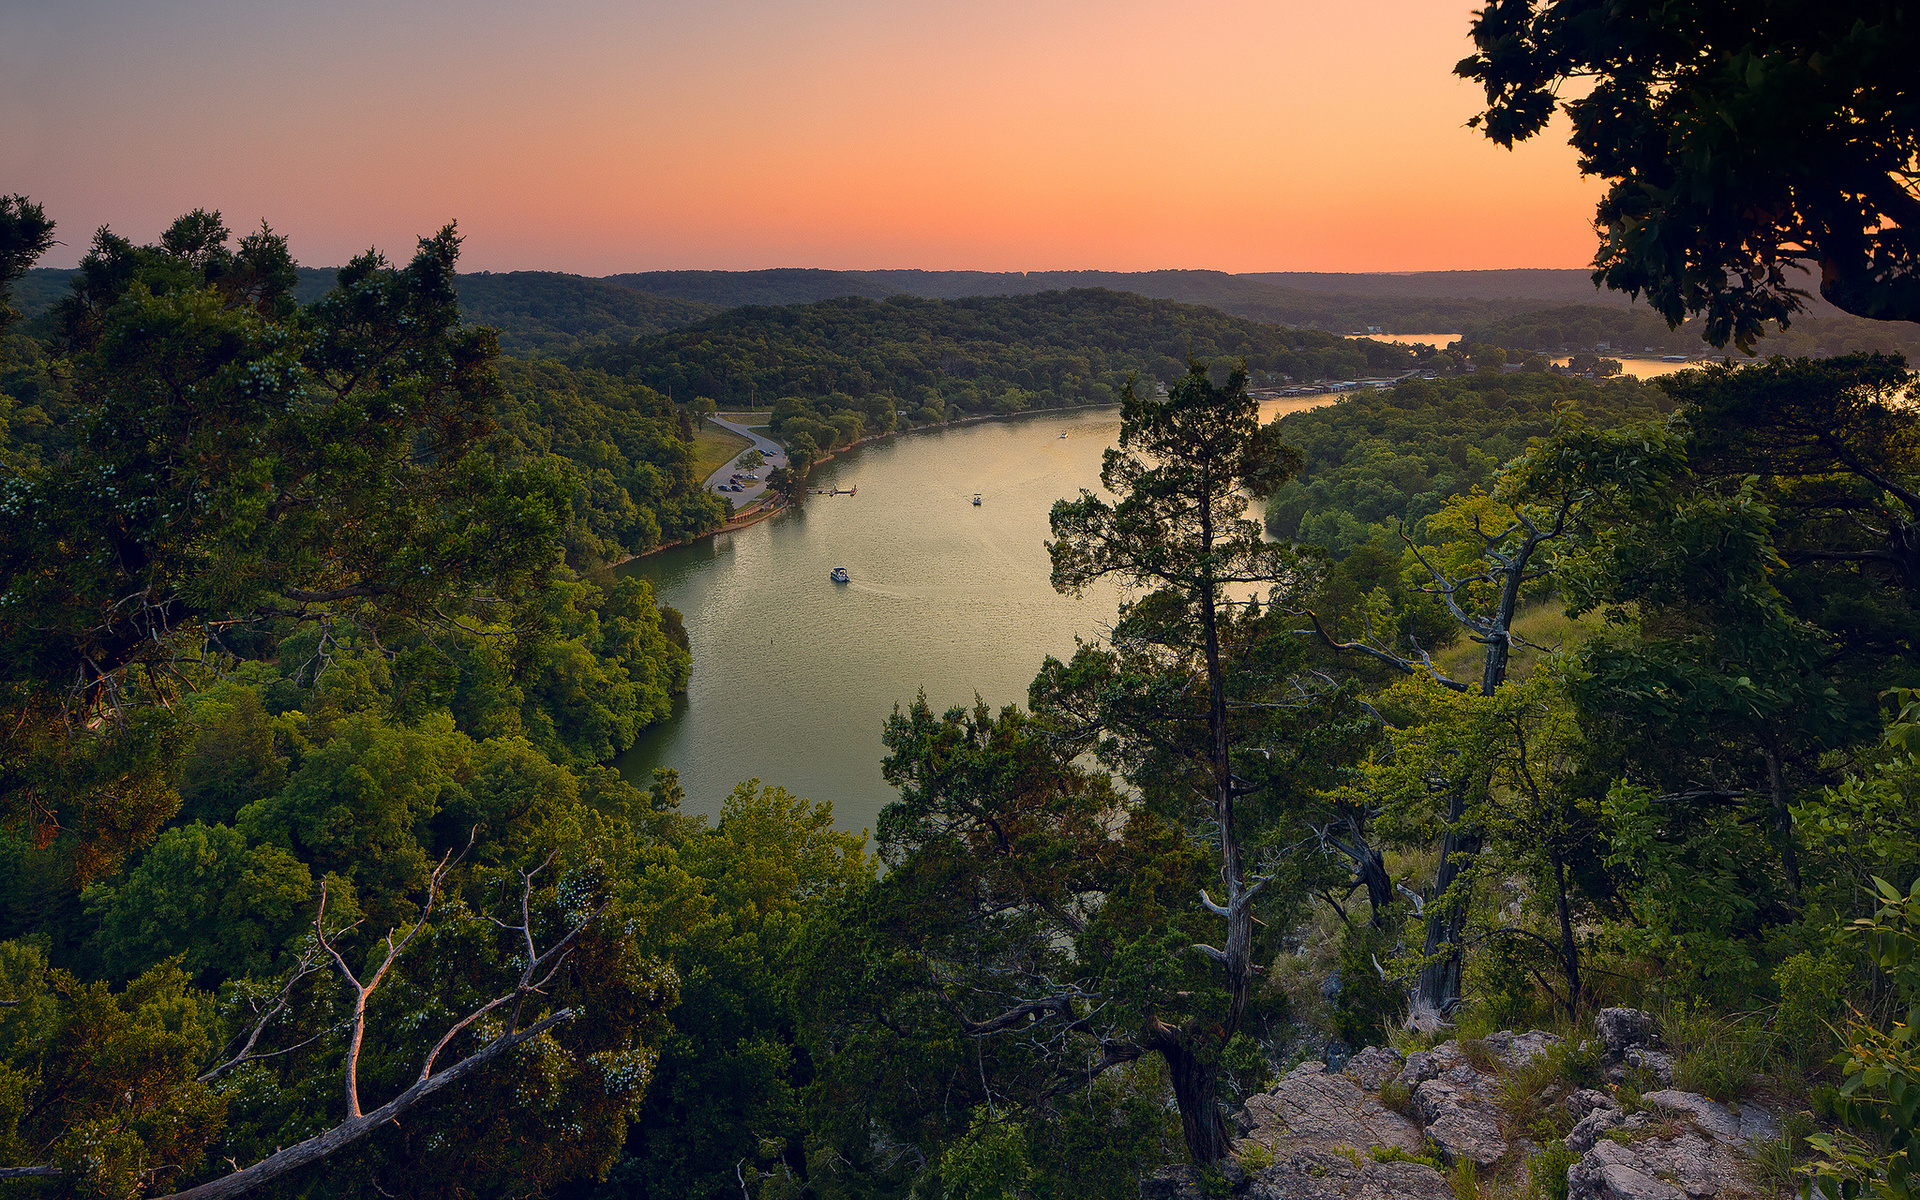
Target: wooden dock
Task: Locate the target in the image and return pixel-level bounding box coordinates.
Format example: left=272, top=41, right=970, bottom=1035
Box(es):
left=808, top=485, right=858, bottom=496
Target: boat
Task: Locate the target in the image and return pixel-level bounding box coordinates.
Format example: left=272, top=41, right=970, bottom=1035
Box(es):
left=829, top=567, right=850, bottom=583
left=971, top=493, right=982, bottom=506
left=1059, top=432, right=1068, bottom=439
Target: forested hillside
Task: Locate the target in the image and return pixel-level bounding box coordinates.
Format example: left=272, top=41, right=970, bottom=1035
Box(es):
left=582, top=289, right=1417, bottom=425
left=8, top=198, right=1920, bottom=1200
left=1264, top=371, right=1676, bottom=556
left=1459, top=302, right=1920, bottom=361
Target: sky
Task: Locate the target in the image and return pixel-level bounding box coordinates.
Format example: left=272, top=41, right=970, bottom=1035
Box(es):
left=0, top=0, right=1604, bottom=274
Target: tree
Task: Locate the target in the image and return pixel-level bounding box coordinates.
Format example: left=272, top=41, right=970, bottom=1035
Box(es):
left=0, top=211, right=566, bottom=710
left=1041, top=361, right=1326, bottom=1163
left=1459, top=0, right=1920, bottom=344
left=0, top=195, right=56, bottom=335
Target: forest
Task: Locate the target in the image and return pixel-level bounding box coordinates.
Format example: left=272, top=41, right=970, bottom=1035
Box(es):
left=5, top=28, right=1920, bottom=1185
left=582, top=289, right=1415, bottom=426
left=1455, top=305, right=1920, bottom=363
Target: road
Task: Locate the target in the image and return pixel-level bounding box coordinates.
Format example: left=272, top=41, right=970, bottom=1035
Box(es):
left=703, top=414, right=787, bottom=504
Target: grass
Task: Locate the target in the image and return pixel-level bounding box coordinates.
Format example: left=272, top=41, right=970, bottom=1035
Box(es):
left=1433, top=601, right=1607, bottom=684
left=691, top=423, right=758, bottom=479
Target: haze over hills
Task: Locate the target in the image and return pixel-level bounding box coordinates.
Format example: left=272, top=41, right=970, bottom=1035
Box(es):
left=12, top=263, right=1884, bottom=359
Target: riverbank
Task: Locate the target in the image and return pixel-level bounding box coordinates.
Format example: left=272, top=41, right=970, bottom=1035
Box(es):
left=621, top=400, right=1123, bottom=564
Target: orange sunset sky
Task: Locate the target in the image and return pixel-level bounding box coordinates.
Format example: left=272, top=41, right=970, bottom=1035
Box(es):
left=1, top=0, right=1604, bottom=274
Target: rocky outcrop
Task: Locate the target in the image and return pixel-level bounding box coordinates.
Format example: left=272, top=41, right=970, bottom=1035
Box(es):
left=1231, top=1063, right=1450, bottom=1200
left=1246, top=1153, right=1455, bottom=1200
left=1560, top=1027, right=1780, bottom=1200
left=1241, top=1064, right=1430, bottom=1160
left=1202, top=1010, right=1781, bottom=1200
left=1343, top=1046, right=1405, bottom=1090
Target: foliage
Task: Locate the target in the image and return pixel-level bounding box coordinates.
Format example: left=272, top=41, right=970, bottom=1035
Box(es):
left=489, top=358, right=726, bottom=567
left=1806, top=877, right=1920, bottom=1199
left=1265, top=371, right=1673, bottom=558
left=1460, top=0, right=1920, bottom=338
left=583, top=290, right=1417, bottom=426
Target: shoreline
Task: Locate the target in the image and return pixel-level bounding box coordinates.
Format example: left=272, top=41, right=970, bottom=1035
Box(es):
left=616, top=400, right=1121, bottom=564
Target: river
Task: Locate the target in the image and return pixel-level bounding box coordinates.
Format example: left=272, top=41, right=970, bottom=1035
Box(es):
left=614, top=398, right=1329, bottom=834
left=1369, top=332, right=1711, bottom=380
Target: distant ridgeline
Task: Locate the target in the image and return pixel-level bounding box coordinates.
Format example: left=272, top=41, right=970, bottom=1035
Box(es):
left=1265, top=371, right=1677, bottom=558
left=1457, top=302, right=1920, bottom=361
left=20, top=265, right=1919, bottom=361
left=577, top=289, right=1417, bottom=429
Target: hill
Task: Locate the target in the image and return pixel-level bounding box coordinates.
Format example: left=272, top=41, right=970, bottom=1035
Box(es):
left=577, top=289, right=1418, bottom=427
left=1456, top=302, right=1920, bottom=360
left=16, top=267, right=722, bottom=357
left=601, top=267, right=898, bottom=307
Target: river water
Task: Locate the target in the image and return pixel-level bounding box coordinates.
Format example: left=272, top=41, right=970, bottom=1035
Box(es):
left=1371, top=332, right=1709, bottom=380
left=615, top=398, right=1329, bottom=833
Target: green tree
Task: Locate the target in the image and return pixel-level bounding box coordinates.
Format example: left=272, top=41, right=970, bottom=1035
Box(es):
left=1458, top=0, right=1920, bottom=341
left=1043, top=361, right=1320, bottom=1163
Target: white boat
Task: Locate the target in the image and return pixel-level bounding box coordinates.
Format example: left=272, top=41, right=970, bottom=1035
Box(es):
left=829, top=567, right=850, bottom=583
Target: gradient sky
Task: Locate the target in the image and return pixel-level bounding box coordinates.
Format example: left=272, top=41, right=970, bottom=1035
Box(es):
left=1, top=0, right=1604, bottom=274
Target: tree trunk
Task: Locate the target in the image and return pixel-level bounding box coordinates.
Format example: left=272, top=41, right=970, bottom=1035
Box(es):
left=1550, top=848, right=1581, bottom=1019
left=1761, top=740, right=1801, bottom=895
left=1414, top=786, right=1480, bottom=1020
left=1156, top=1032, right=1230, bottom=1166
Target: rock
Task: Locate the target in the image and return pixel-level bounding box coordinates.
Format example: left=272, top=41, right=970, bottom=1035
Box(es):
left=1595, top=1008, right=1657, bottom=1056
left=1247, top=1152, right=1453, bottom=1200
left=1240, top=1062, right=1429, bottom=1161
left=1564, top=1088, right=1618, bottom=1124
left=1568, top=1139, right=1687, bottom=1200
left=1394, top=1042, right=1463, bottom=1088
left=1411, top=1067, right=1508, bottom=1167
left=1140, top=1162, right=1247, bottom=1200
left=1565, top=1106, right=1641, bottom=1155
left=1640, top=1090, right=1778, bottom=1145
left=1569, top=1128, right=1757, bottom=1200
left=1139, top=1166, right=1209, bottom=1200
left=1344, top=1046, right=1405, bottom=1090
left=1623, top=1048, right=1675, bottom=1086
left=1482, top=1029, right=1564, bottom=1072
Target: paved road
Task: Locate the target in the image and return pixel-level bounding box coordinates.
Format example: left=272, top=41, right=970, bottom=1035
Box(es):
left=703, top=415, right=787, bottom=504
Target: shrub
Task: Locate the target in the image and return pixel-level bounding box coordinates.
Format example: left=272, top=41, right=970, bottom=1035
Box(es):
left=1525, top=1140, right=1577, bottom=1200
left=1772, top=950, right=1846, bottom=1067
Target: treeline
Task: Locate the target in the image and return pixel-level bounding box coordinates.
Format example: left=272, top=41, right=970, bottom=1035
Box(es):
left=1264, top=371, right=1677, bottom=556
left=1459, top=302, right=1920, bottom=361
left=582, top=289, right=1417, bottom=427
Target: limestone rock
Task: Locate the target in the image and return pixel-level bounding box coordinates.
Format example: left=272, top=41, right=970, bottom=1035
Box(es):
left=1344, top=1046, right=1405, bottom=1090
left=1241, top=1063, right=1429, bottom=1160
left=1641, top=1090, right=1779, bottom=1145
left=1483, top=1029, right=1564, bottom=1072
left=1564, top=1089, right=1618, bottom=1124
left=1394, top=1043, right=1464, bottom=1088
left=1595, top=1008, right=1657, bottom=1056
left=1247, top=1151, right=1453, bottom=1200
left=1568, top=1139, right=1687, bottom=1200
left=1569, top=1128, right=1757, bottom=1200
left=1623, top=1048, right=1675, bottom=1086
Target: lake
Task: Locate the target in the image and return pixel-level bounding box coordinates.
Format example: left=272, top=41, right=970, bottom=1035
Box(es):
left=1372, top=332, right=1714, bottom=380
left=615, top=397, right=1330, bottom=834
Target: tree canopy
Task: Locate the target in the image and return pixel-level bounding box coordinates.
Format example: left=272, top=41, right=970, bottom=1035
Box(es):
left=1459, top=0, right=1920, bottom=343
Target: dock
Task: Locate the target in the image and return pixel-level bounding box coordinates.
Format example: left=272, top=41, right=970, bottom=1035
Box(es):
left=808, top=485, right=858, bottom=496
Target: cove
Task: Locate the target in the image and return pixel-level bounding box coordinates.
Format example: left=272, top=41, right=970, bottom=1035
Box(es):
left=615, top=397, right=1329, bottom=833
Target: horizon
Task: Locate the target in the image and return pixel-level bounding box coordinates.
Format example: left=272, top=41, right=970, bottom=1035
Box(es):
left=4, top=0, right=1602, bottom=275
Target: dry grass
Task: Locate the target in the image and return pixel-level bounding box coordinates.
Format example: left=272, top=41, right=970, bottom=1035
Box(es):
left=691, top=423, right=757, bottom=479
left=1433, top=602, right=1608, bottom=684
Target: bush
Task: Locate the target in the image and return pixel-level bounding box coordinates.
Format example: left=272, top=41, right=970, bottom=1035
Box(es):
left=1525, top=1140, right=1577, bottom=1200
left=1772, top=950, right=1846, bottom=1067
